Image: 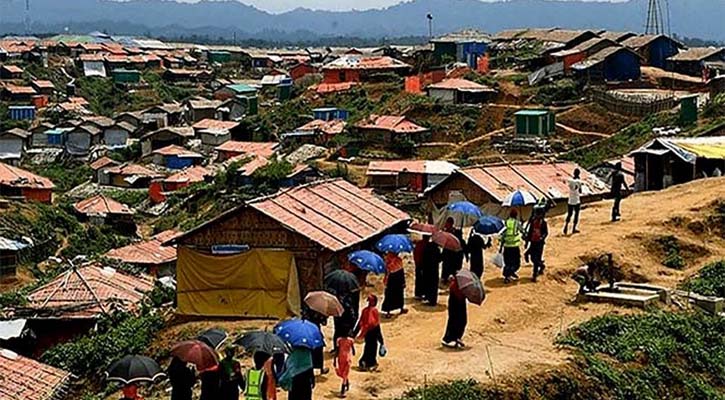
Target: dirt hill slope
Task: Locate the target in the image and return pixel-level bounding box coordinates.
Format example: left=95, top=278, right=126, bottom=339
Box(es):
left=147, top=177, right=725, bottom=400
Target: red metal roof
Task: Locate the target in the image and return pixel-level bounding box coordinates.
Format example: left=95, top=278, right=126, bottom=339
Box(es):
left=314, top=82, right=357, bottom=94
left=2, top=65, right=23, bottom=73
left=250, top=179, right=410, bottom=251
left=367, top=160, right=427, bottom=174
left=296, top=119, right=346, bottom=136
left=32, top=80, right=55, bottom=89
left=356, top=114, right=428, bottom=134
left=89, top=156, right=118, bottom=170
left=152, top=144, right=202, bottom=158
left=0, top=348, right=72, bottom=400
left=427, top=78, right=495, bottom=92
left=164, top=165, right=213, bottom=184
left=0, top=163, right=54, bottom=189
left=25, top=265, right=154, bottom=318
left=215, top=141, right=279, bottom=158
left=74, top=194, right=134, bottom=216
left=323, top=56, right=410, bottom=70
left=193, top=119, right=240, bottom=131
left=105, top=231, right=180, bottom=266
left=105, top=163, right=164, bottom=178
left=4, top=84, right=36, bottom=95
left=454, top=162, right=607, bottom=203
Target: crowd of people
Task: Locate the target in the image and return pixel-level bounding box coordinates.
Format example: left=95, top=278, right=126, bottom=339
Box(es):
left=125, top=165, right=633, bottom=400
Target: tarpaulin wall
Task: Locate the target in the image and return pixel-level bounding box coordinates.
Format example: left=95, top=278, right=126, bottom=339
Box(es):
left=177, top=247, right=301, bottom=318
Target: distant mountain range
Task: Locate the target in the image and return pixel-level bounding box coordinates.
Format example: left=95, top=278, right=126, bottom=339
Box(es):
left=1, top=0, right=724, bottom=42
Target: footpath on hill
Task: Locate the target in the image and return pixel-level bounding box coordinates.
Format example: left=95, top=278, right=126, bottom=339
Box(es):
left=146, top=177, right=725, bottom=400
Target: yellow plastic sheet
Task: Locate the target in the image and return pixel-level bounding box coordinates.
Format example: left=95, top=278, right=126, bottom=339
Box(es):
left=677, top=143, right=725, bottom=160
left=177, top=247, right=301, bottom=318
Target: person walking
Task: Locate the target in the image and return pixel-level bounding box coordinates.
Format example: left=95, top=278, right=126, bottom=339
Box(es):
left=500, top=209, right=524, bottom=284
left=219, top=347, right=245, bottom=400
left=441, top=276, right=468, bottom=348
left=333, top=294, right=357, bottom=354
left=564, top=168, right=583, bottom=235
left=199, top=366, right=221, bottom=400
left=121, top=384, right=143, bottom=400
left=302, top=307, right=329, bottom=375
left=525, top=206, right=549, bottom=282
left=413, top=235, right=428, bottom=299
left=610, top=162, right=629, bottom=222
left=467, top=232, right=491, bottom=279
left=334, top=335, right=355, bottom=397
left=279, top=347, right=315, bottom=400
left=422, top=239, right=442, bottom=306
left=381, top=252, right=407, bottom=317
left=167, top=356, right=195, bottom=400
left=441, top=218, right=466, bottom=283
left=354, top=294, right=385, bottom=371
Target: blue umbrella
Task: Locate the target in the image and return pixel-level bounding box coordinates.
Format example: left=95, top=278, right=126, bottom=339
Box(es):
left=502, top=190, right=538, bottom=207
left=375, top=234, right=413, bottom=254
left=473, top=215, right=505, bottom=235
left=273, top=319, right=324, bottom=349
left=348, top=250, right=386, bottom=274
left=445, top=201, right=483, bottom=226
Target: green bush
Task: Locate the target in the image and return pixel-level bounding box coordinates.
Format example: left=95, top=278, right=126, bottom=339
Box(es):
left=681, top=260, right=725, bottom=297
left=107, top=189, right=148, bottom=208
left=398, top=379, right=488, bottom=400
left=62, top=225, right=132, bottom=258
left=27, top=162, right=92, bottom=192
left=42, top=311, right=164, bottom=376
left=533, top=79, right=581, bottom=105
left=656, top=235, right=686, bottom=269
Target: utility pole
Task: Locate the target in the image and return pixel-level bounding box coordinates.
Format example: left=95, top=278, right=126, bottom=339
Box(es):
left=426, top=13, right=433, bottom=42
left=644, top=0, right=664, bottom=35
left=25, top=0, right=31, bottom=35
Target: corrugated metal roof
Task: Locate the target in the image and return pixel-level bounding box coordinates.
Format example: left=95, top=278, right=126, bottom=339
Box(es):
left=25, top=265, right=154, bottom=319
left=323, top=55, right=410, bottom=70
left=105, top=231, right=180, bottom=265
left=175, top=179, right=410, bottom=252
left=105, top=163, right=164, bottom=178
left=0, top=162, right=54, bottom=189
left=668, top=47, right=725, bottom=62
left=367, top=160, right=458, bottom=175
left=427, top=78, right=495, bottom=92
left=356, top=115, right=428, bottom=134
left=442, top=162, right=607, bottom=202
left=74, top=194, right=134, bottom=216
left=296, top=119, right=346, bottom=136
left=152, top=144, right=202, bottom=158
left=89, top=156, right=118, bottom=170
left=164, top=166, right=212, bottom=184
left=192, top=119, right=239, bottom=131
left=215, top=141, right=279, bottom=158
left=0, top=348, right=72, bottom=400
left=0, top=236, right=29, bottom=251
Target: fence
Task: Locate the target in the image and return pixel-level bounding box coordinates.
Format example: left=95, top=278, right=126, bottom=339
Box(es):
left=592, top=89, right=678, bottom=117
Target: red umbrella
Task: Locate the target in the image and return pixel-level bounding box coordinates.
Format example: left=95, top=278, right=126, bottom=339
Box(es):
left=304, top=291, right=344, bottom=317
left=455, top=269, right=486, bottom=305
left=170, top=340, right=219, bottom=372
left=431, top=231, right=462, bottom=251
left=408, top=222, right=438, bottom=235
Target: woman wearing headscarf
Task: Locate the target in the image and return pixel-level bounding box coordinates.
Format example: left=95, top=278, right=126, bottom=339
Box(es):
left=467, top=232, right=491, bottom=279
left=278, top=347, right=315, bottom=400
left=422, top=238, right=442, bottom=306
left=354, top=294, right=385, bottom=371
left=413, top=235, right=428, bottom=299
left=381, top=252, right=407, bottom=318
left=441, top=217, right=467, bottom=283
left=441, top=276, right=468, bottom=349
left=219, top=347, right=244, bottom=400
left=302, top=306, right=329, bottom=375
left=333, top=293, right=358, bottom=353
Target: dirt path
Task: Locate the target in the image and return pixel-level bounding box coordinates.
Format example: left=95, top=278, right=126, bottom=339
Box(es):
left=147, top=178, right=725, bottom=400
left=441, top=126, right=510, bottom=159
left=555, top=122, right=610, bottom=138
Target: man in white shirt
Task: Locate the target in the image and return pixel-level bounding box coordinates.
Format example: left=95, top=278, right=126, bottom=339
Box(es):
left=563, top=169, right=582, bottom=235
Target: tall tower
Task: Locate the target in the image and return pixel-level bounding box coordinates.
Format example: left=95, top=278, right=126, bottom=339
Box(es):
left=24, top=0, right=31, bottom=35
left=644, top=0, right=664, bottom=35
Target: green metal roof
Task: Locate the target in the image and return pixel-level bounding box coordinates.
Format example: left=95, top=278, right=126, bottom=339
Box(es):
left=227, top=84, right=257, bottom=94
left=514, top=110, right=550, bottom=116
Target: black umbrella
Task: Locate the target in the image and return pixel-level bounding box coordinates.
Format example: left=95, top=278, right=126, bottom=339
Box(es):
left=324, top=270, right=360, bottom=296
left=197, top=328, right=228, bottom=350
left=235, top=331, right=290, bottom=355
left=105, top=355, right=165, bottom=385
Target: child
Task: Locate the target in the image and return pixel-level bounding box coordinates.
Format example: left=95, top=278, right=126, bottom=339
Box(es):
left=334, top=335, right=355, bottom=397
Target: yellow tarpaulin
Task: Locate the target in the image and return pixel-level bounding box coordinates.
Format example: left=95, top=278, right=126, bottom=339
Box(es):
left=677, top=143, right=725, bottom=160
left=177, top=247, right=301, bottom=318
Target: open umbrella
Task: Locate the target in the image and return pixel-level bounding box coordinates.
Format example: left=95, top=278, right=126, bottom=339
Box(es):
left=455, top=269, right=486, bottom=305
left=473, top=215, right=505, bottom=236
left=105, top=355, right=165, bottom=385
left=431, top=230, right=462, bottom=251
left=348, top=250, right=386, bottom=274
left=444, top=201, right=483, bottom=227
left=502, top=190, right=538, bottom=207
left=274, top=319, right=324, bottom=349
left=375, top=234, right=413, bottom=254
left=235, top=331, right=290, bottom=355
left=408, top=222, right=438, bottom=235
left=170, top=340, right=219, bottom=372
left=304, top=291, right=344, bottom=317
left=197, top=328, right=228, bottom=350
left=324, top=270, right=360, bottom=296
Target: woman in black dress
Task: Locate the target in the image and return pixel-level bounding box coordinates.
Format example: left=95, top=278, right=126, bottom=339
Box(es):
left=467, top=233, right=491, bottom=279
left=442, top=277, right=468, bottom=348
left=422, top=240, right=441, bottom=305
left=381, top=252, right=406, bottom=317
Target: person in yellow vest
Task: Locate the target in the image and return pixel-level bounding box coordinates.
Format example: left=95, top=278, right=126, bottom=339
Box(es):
left=245, top=364, right=265, bottom=400
left=500, top=209, right=524, bottom=284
